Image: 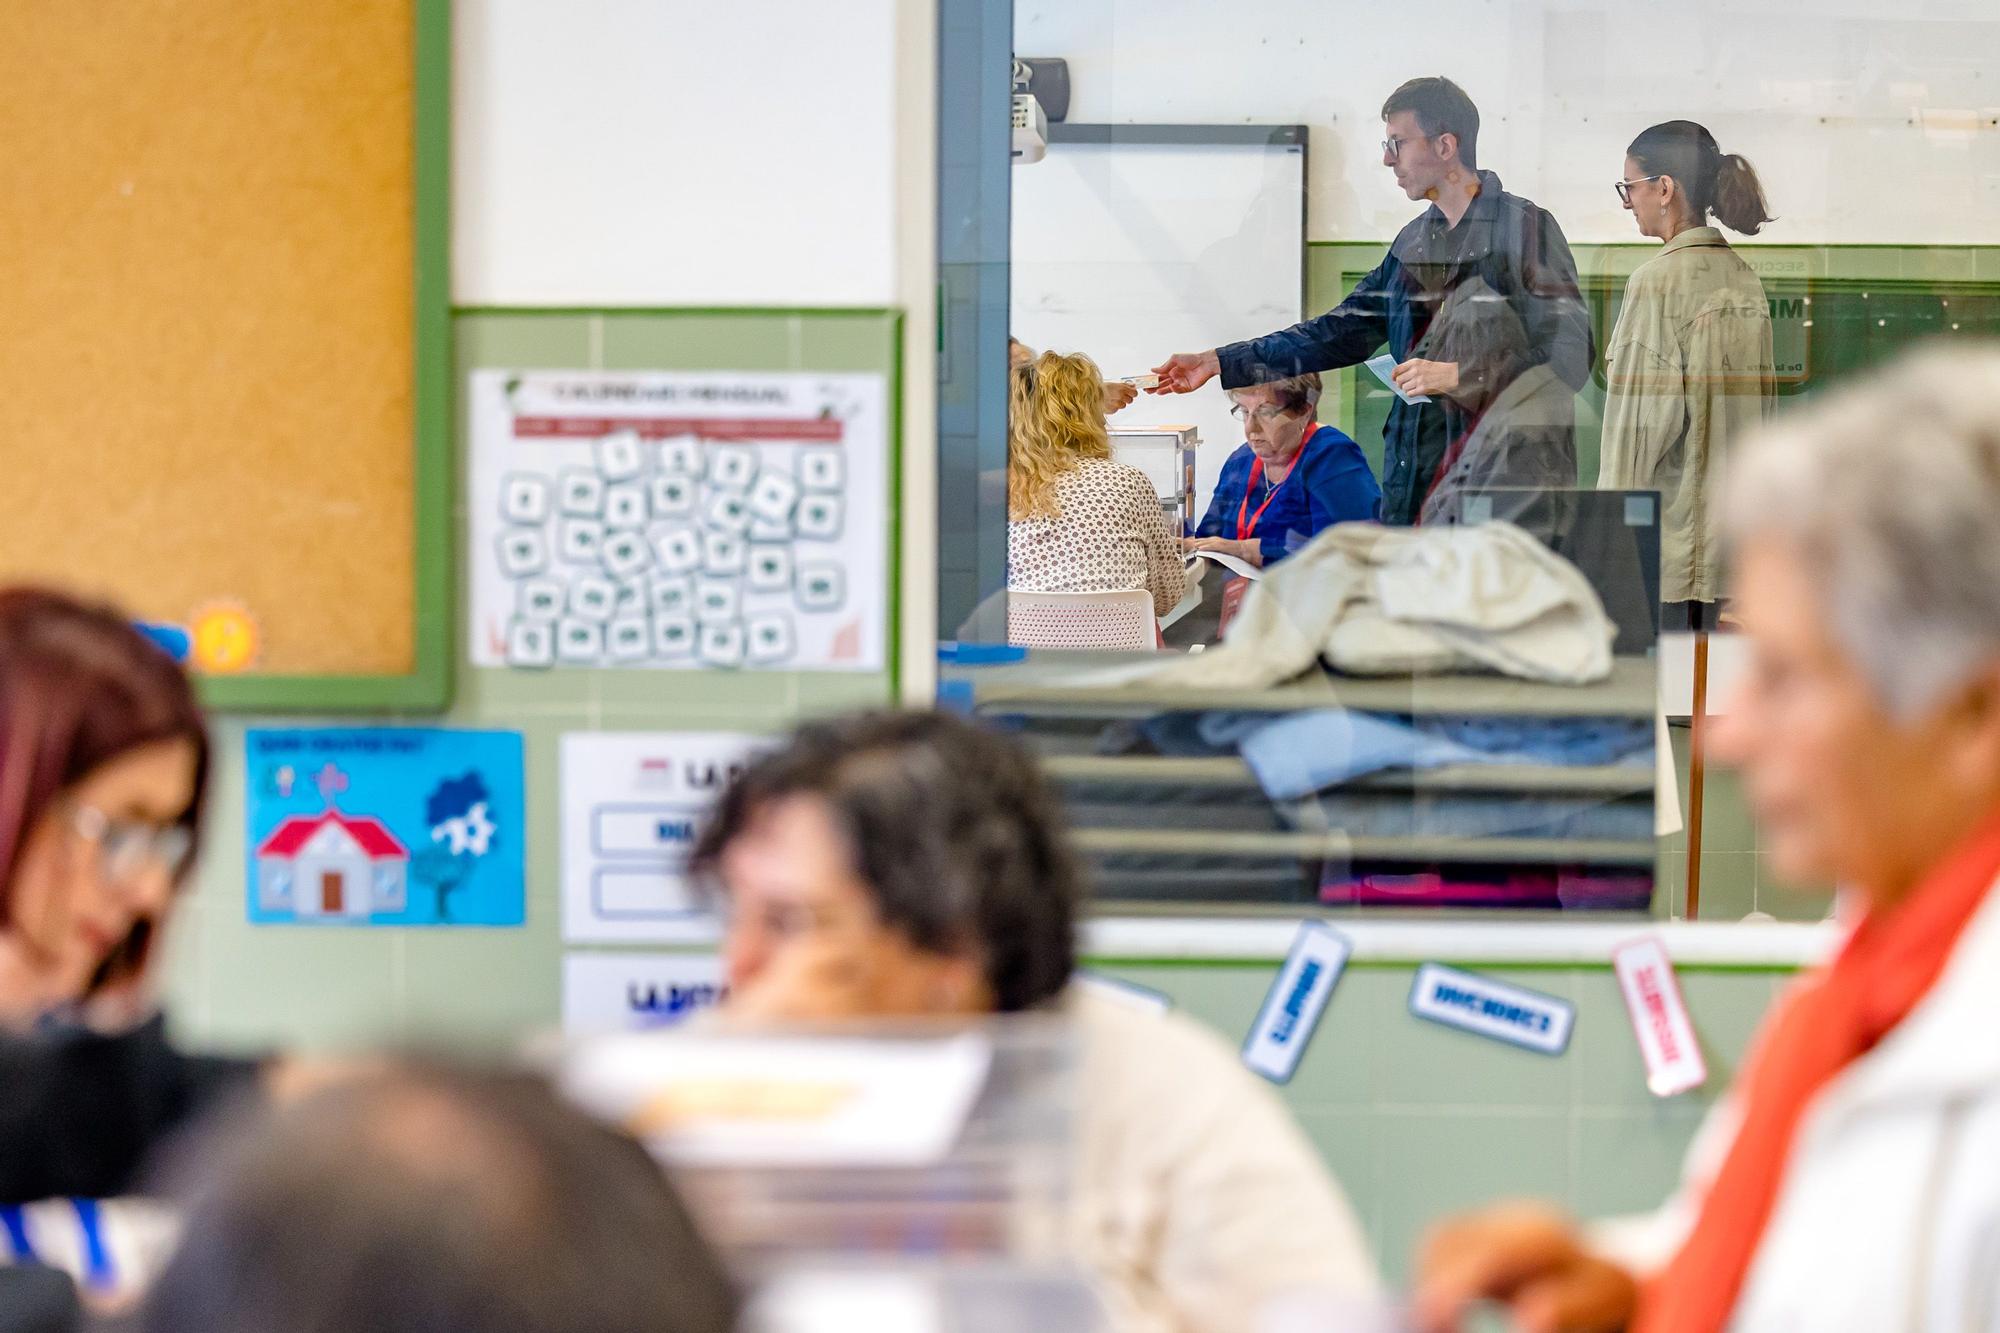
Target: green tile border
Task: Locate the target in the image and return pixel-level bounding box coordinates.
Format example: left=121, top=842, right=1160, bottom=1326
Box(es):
left=454, top=306, right=907, bottom=319
left=1309, top=239, right=2000, bottom=439
left=1081, top=954, right=1804, bottom=975
left=202, top=0, right=455, bottom=715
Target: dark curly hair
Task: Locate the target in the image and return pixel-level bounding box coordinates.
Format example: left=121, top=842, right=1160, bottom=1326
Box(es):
left=689, top=711, right=1081, bottom=1012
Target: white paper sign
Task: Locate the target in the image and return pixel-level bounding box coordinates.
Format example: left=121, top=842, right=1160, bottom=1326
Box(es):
left=560, top=731, right=773, bottom=943
left=745, top=1272, right=944, bottom=1333
left=562, top=1032, right=994, bottom=1169
left=470, top=370, right=887, bottom=672
left=1613, top=936, right=1708, bottom=1096
left=1409, top=963, right=1574, bottom=1056
left=1242, top=923, right=1352, bottom=1083
left=561, top=952, right=728, bottom=1036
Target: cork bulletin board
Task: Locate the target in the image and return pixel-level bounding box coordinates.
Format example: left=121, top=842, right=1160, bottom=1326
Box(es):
left=0, top=0, right=451, bottom=710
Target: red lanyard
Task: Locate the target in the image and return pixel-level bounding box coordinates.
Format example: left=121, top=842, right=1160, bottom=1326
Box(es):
left=1235, top=427, right=1314, bottom=539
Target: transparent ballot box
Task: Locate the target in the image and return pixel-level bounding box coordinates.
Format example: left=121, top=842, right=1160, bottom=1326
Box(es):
left=557, top=1017, right=1077, bottom=1268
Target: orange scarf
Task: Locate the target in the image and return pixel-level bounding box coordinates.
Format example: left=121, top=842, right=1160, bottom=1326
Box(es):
left=1636, top=808, right=2000, bottom=1333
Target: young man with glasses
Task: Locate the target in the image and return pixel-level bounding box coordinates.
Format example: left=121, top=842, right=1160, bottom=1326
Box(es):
left=1151, top=77, right=1593, bottom=527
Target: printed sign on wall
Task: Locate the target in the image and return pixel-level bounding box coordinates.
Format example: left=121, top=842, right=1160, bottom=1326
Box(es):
left=467, top=369, right=887, bottom=674
left=561, top=731, right=773, bottom=943
left=244, top=729, right=525, bottom=926
left=562, top=952, right=728, bottom=1036
left=1613, top=936, right=1708, bottom=1096
left=1242, top=923, right=1352, bottom=1083
left=1408, top=963, right=1575, bottom=1056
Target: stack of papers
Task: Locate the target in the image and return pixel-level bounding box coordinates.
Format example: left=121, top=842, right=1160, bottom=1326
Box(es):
left=1187, top=548, right=1261, bottom=581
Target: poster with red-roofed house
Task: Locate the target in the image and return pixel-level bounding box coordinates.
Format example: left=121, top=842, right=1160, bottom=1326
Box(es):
left=245, top=728, right=525, bottom=926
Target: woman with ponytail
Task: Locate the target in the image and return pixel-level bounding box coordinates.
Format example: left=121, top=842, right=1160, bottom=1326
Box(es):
left=1598, top=120, right=1777, bottom=627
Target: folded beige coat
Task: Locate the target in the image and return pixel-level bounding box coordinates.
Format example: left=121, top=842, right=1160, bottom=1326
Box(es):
left=1142, top=520, right=1617, bottom=687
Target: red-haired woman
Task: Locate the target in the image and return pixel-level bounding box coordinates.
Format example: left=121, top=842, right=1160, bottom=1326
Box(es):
left=0, top=588, right=260, bottom=1325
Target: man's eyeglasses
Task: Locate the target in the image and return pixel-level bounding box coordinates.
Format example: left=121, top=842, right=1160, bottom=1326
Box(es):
left=1229, top=403, right=1299, bottom=424
left=67, top=804, right=194, bottom=884
left=1382, top=133, right=1434, bottom=163
left=1614, top=174, right=1665, bottom=206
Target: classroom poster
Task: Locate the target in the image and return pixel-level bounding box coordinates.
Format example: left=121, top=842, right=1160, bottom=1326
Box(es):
left=467, top=369, right=888, bottom=673
left=244, top=728, right=526, bottom=927
left=561, top=731, right=773, bottom=943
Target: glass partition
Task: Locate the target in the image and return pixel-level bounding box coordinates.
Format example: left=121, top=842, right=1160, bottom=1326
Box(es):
left=939, top=0, right=2000, bottom=920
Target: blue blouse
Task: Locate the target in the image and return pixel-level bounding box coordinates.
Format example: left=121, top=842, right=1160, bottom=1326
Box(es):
left=1194, top=424, right=1382, bottom=565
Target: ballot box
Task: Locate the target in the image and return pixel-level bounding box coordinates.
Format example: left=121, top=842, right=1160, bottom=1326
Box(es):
left=1109, top=425, right=1201, bottom=536
left=554, top=1017, right=1098, bottom=1330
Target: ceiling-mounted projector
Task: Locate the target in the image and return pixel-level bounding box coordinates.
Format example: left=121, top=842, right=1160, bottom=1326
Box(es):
left=1012, top=91, right=1047, bottom=164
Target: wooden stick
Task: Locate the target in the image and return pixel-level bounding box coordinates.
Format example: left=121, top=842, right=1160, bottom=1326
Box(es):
left=1687, top=629, right=1710, bottom=919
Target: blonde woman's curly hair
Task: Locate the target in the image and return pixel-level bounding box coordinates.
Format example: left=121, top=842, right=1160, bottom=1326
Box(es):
left=1008, top=351, right=1111, bottom=520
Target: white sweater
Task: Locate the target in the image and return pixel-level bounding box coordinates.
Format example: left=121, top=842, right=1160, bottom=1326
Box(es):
left=1592, top=877, right=2000, bottom=1330
left=1067, top=986, right=1380, bottom=1331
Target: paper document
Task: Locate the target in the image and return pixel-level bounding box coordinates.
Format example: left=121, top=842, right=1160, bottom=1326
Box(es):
left=746, top=1272, right=942, bottom=1333
left=1188, top=549, right=1262, bottom=581
left=1364, top=353, right=1431, bottom=405
left=1119, top=373, right=1162, bottom=389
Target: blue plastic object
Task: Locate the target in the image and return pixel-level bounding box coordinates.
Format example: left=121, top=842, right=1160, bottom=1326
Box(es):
left=936, top=641, right=1026, bottom=665
left=137, top=623, right=191, bottom=663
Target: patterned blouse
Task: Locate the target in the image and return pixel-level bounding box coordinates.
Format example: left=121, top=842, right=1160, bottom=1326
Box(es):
left=1008, top=458, right=1187, bottom=617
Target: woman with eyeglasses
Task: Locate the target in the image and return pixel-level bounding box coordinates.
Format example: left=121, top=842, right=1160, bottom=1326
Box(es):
left=1184, top=373, right=1380, bottom=573
left=0, top=588, right=261, bottom=1328
left=1598, top=121, right=1776, bottom=630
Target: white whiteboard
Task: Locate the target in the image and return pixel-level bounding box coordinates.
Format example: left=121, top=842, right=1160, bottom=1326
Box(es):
left=1010, top=136, right=1306, bottom=514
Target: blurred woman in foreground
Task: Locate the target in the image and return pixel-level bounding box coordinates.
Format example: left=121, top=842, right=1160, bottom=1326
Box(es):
left=0, top=589, right=260, bottom=1325
left=1417, top=345, right=2000, bottom=1332
left=691, top=709, right=1379, bottom=1332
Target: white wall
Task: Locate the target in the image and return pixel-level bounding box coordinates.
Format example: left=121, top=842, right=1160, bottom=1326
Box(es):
left=451, top=0, right=938, bottom=696
left=1016, top=0, right=2000, bottom=245
left=453, top=0, right=900, bottom=305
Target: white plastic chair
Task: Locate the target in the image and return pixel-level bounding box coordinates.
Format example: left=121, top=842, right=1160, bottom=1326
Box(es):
left=1006, top=588, right=1158, bottom=650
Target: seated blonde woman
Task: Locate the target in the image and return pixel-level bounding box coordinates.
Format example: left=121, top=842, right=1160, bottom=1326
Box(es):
left=1007, top=351, right=1186, bottom=620
left=1012, top=337, right=1138, bottom=415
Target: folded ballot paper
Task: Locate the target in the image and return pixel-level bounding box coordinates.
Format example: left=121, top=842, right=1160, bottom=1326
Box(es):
left=1363, top=353, right=1432, bottom=405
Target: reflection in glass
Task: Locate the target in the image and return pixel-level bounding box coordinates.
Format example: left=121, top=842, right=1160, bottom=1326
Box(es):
left=1004, top=351, right=1187, bottom=648
left=1598, top=121, right=1777, bottom=624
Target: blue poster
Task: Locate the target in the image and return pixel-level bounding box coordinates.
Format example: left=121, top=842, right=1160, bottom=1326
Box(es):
left=244, top=728, right=526, bottom=927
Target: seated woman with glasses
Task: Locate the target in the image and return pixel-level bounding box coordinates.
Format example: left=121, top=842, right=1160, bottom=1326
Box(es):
left=0, top=588, right=265, bottom=1329
left=1186, top=373, right=1380, bottom=572
left=1007, top=350, right=1187, bottom=621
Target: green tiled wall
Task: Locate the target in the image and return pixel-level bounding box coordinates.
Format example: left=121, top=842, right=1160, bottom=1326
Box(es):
left=1093, top=959, right=1792, bottom=1287
left=154, top=305, right=1803, bottom=1294
left=159, top=309, right=900, bottom=1053
left=1657, top=723, right=1829, bottom=924
left=1306, top=241, right=2000, bottom=489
